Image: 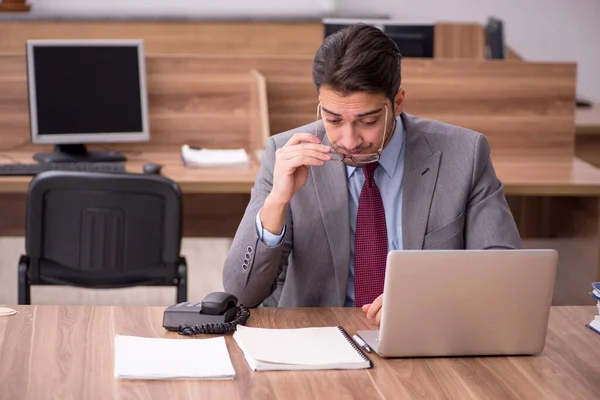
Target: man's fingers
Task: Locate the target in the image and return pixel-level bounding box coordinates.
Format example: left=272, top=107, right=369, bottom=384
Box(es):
left=285, top=133, right=322, bottom=146
left=366, top=295, right=383, bottom=320
left=362, top=304, right=371, bottom=313
left=375, top=309, right=382, bottom=325
left=282, top=156, right=326, bottom=169
left=278, top=143, right=331, bottom=155
left=284, top=150, right=331, bottom=162
left=366, top=304, right=381, bottom=320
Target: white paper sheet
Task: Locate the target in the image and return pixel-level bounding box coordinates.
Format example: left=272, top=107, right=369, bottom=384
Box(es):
left=114, top=335, right=235, bottom=380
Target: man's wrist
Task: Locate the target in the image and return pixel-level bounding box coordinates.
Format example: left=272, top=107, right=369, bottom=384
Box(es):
left=261, top=194, right=288, bottom=235
left=264, top=191, right=289, bottom=209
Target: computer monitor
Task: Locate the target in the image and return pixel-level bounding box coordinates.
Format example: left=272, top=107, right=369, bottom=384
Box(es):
left=323, top=18, right=435, bottom=58
left=26, top=39, right=150, bottom=163
left=383, top=25, right=434, bottom=58
left=485, top=17, right=505, bottom=59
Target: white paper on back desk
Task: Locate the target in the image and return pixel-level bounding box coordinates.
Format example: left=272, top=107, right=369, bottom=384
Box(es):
left=114, top=335, right=235, bottom=380
left=232, top=325, right=371, bottom=371
left=181, top=145, right=249, bottom=167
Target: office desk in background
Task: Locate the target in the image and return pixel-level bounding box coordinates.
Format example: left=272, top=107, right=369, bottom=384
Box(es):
left=0, top=152, right=259, bottom=194
left=2, top=153, right=600, bottom=280
left=0, top=305, right=598, bottom=400
left=0, top=152, right=258, bottom=238
left=576, top=104, right=600, bottom=136
left=576, top=104, right=600, bottom=168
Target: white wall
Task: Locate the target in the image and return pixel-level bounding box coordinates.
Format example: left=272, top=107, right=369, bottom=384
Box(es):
left=27, top=0, right=336, bottom=18
left=339, top=0, right=600, bottom=102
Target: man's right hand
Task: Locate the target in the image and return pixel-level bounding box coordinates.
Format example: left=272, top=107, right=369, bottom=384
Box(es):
left=261, top=133, right=331, bottom=234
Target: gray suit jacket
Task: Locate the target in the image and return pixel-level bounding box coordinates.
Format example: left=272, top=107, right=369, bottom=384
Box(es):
left=223, top=113, right=521, bottom=307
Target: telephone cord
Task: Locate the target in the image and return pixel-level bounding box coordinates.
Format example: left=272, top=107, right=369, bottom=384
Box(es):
left=177, top=305, right=251, bottom=335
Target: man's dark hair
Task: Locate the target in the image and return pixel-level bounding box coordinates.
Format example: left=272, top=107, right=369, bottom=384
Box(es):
left=313, top=24, right=403, bottom=105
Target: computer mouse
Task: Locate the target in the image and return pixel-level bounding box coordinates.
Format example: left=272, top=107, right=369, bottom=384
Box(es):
left=143, top=162, right=162, bottom=175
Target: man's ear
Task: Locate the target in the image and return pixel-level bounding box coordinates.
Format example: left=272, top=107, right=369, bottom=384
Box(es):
left=394, top=88, right=406, bottom=116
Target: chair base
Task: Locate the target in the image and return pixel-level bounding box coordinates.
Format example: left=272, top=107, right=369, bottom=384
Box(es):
left=17, top=255, right=189, bottom=304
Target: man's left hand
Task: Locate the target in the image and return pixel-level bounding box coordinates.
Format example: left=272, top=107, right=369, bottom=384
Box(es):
left=361, top=294, right=383, bottom=326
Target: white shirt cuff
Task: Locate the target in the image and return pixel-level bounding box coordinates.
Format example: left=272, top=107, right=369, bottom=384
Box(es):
left=255, top=208, right=286, bottom=247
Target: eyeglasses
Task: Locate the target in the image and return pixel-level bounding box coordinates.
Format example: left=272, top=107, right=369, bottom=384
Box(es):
left=316, top=103, right=389, bottom=164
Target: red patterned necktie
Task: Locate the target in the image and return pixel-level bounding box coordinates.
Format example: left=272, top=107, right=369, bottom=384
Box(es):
left=354, top=162, right=388, bottom=307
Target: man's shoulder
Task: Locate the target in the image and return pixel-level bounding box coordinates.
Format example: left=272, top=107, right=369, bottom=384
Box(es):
left=270, top=121, right=320, bottom=148
left=405, top=113, right=483, bottom=148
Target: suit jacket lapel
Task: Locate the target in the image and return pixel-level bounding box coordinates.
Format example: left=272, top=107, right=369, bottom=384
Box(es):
left=401, top=113, right=442, bottom=250
left=311, top=122, right=350, bottom=305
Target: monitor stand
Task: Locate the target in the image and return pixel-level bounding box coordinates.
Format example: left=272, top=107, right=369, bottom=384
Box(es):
left=33, top=144, right=126, bottom=163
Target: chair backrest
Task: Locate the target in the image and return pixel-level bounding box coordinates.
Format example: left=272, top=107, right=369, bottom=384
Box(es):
left=25, top=171, right=182, bottom=287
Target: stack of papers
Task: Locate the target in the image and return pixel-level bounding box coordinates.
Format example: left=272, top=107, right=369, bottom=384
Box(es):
left=181, top=145, right=249, bottom=168
left=232, top=325, right=372, bottom=371
left=114, top=335, right=235, bottom=380
left=586, top=282, right=600, bottom=335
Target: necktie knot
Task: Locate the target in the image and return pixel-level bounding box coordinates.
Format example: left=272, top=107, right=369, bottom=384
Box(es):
left=362, top=162, right=378, bottom=182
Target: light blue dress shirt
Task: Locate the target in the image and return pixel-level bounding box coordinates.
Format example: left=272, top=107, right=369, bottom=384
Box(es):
left=256, top=116, right=406, bottom=306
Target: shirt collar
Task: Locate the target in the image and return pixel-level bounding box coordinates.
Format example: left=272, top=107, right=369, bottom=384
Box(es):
left=346, top=115, right=405, bottom=179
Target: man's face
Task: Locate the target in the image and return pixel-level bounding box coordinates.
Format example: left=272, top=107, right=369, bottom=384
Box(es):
left=318, top=85, right=405, bottom=167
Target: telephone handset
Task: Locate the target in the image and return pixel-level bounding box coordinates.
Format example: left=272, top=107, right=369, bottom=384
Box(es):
left=162, top=292, right=250, bottom=335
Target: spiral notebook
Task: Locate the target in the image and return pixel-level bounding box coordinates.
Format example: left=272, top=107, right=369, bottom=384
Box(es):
left=232, top=325, right=373, bottom=371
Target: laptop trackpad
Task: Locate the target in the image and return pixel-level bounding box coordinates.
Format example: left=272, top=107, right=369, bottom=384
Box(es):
left=356, top=330, right=380, bottom=354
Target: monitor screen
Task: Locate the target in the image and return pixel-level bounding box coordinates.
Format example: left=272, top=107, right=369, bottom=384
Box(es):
left=26, top=40, right=149, bottom=145
left=323, top=19, right=435, bottom=58
left=485, top=18, right=505, bottom=59
left=383, top=25, right=434, bottom=58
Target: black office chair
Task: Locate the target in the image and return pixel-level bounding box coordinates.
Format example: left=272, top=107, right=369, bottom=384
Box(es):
left=18, top=171, right=187, bottom=304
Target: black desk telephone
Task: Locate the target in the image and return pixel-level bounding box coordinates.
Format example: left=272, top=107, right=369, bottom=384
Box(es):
left=162, top=292, right=250, bottom=335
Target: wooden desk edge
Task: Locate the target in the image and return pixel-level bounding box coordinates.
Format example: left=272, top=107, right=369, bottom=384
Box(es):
left=3, top=179, right=600, bottom=196
left=0, top=179, right=255, bottom=194
left=503, top=185, right=600, bottom=196
left=1, top=155, right=600, bottom=196
left=576, top=126, right=600, bottom=136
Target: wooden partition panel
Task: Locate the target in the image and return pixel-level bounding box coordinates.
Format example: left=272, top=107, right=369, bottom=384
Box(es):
left=0, top=21, right=489, bottom=60
left=0, top=54, right=268, bottom=153
left=197, top=56, right=574, bottom=158
left=434, top=23, right=485, bottom=59
left=0, top=21, right=323, bottom=56
left=292, top=61, right=576, bottom=157
left=403, top=60, right=576, bottom=157
left=0, top=53, right=577, bottom=158
left=506, top=46, right=524, bottom=61
left=0, top=53, right=580, bottom=157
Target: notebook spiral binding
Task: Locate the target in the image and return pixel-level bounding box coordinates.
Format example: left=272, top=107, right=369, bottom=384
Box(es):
left=337, top=326, right=374, bottom=368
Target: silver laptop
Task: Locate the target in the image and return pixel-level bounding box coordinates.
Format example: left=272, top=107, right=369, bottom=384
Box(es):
left=356, top=249, right=558, bottom=358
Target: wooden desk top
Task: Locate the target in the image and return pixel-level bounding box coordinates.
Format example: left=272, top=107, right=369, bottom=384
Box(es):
left=2, top=152, right=600, bottom=196
left=0, top=305, right=598, bottom=400
left=0, top=152, right=260, bottom=194
left=576, top=104, right=600, bottom=135
left=495, top=156, right=600, bottom=196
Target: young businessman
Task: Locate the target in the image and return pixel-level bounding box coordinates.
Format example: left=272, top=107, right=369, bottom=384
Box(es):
left=223, top=24, right=521, bottom=325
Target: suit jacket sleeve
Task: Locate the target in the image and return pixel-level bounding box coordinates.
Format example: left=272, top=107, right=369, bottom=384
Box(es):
left=222, top=136, right=294, bottom=307
left=466, top=134, right=522, bottom=249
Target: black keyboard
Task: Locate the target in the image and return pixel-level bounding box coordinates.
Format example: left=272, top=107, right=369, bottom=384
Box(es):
left=0, top=162, right=127, bottom=176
